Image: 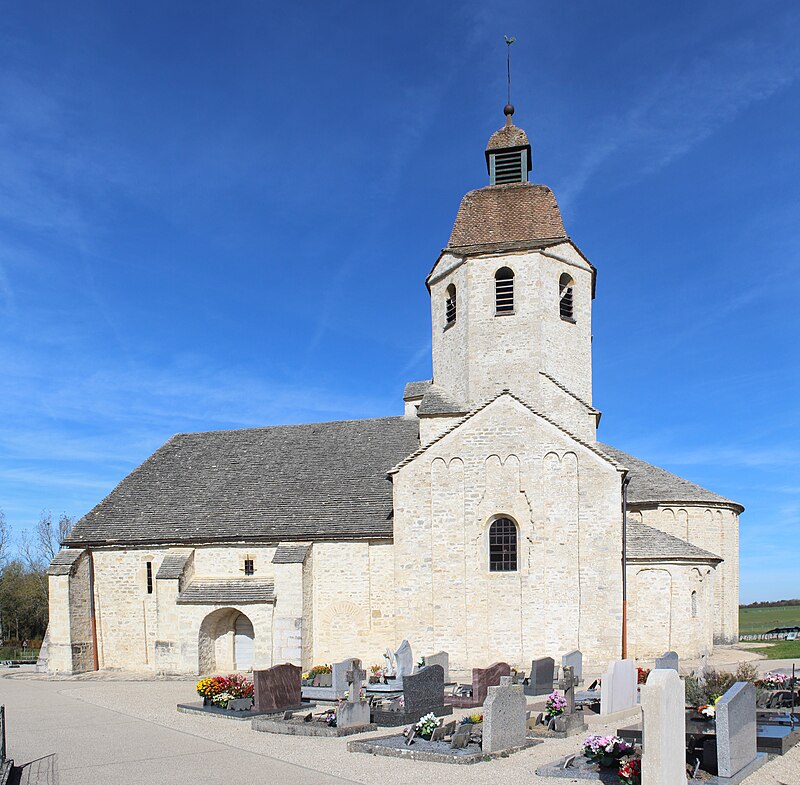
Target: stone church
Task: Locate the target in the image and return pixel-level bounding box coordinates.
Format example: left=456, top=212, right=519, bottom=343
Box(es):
left=46, top=106, right=742, bottom=676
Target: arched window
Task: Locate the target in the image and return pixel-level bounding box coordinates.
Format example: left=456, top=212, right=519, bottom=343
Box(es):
left=488, top=517, right=517, bottom=572
left=559, top=273, right=574, bottom=321
left=445, top=283, right=457, bottom=326
left=495, top=267, right=515, bottom=314
left=691, top=590, right=698, bottom=618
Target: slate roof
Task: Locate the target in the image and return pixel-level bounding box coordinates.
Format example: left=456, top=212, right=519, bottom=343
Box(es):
left=176, top=579, right=275, bottom=605
left=47, top=548, right=84, bottom=576
left=403, top=380, right=433, bottom=400
left=65, top=417, right=421, bottom=547
left=418, top=385, right=468, bottom=416
left=155, top=551, right=191, bottom=580
left=627, top=522, right=721, bottom=563
left=272, top=544, right=311, bottom=564
left=447, top=183, right=567, bottom=251
left=598, top=444, right=743, bottom=512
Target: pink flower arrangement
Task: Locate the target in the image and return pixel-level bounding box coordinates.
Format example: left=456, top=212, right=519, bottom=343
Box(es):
left=582, top=734, right=633, bottom=767
left=545, top=690, right=567, bottom=718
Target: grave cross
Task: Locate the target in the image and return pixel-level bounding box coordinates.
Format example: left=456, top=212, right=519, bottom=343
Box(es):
left=563, top=665, right=576, bottom=715
left=346, top=665, right=366, bottom=703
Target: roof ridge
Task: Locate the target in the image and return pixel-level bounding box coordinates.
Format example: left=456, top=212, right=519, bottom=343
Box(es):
left=389, top=389, right=626, bottom=474
left=172, top=415, right=411, bottom=439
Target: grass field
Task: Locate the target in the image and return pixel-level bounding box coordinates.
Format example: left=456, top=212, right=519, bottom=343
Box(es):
left=751, top=640, right=800, bottom=660
left=739, top=605, right=800, bottom=634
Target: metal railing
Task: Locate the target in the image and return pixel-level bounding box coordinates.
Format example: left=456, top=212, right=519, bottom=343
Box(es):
left=1, top=705, right=6, bottom=763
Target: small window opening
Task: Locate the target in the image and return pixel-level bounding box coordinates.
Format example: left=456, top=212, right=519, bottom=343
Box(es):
left=489, top=150, right=528, bottom=185
left=489, top=517, right=517, bottom=572
left=146, top=561, right=153, bottom=594
left=445, top=284, right=457, bottom=326
left=559, top=273, right=574, bottom=321
left=495, top=267, right=515, bottom=314
left=244, top=558, right=255, bottom=576
left=691, top=590, right=697, bottom=618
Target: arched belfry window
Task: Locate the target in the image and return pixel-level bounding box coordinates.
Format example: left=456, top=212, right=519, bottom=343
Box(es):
left=445, top=283, right=457, bottom=326
left=488, top=517, right=517, bottom=572
left=691, top=590, right=698, bottom=618
left=495, top=267, right=515, bottom=314
left=559, top=273, right=574, bottom=321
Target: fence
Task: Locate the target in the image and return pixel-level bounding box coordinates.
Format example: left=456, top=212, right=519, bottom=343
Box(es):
left=1, top=705, right=6, bottom=764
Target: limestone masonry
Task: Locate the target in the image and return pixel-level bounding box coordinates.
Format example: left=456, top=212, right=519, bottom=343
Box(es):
left=46, top=106, right=742, bottom=676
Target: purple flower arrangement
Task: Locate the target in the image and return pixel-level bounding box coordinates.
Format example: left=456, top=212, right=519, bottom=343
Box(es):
left=544, top=691, right=567, bottom=718
left=582, top=734, right=633, bottom=767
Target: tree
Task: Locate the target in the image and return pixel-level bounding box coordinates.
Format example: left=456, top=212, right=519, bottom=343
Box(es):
left=0, top=510, right=8, bottom=566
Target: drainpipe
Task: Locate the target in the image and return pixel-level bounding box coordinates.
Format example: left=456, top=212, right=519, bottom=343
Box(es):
left=621, top=475, right=631, bottom=660
left=87, top=549, right=99, bottom=671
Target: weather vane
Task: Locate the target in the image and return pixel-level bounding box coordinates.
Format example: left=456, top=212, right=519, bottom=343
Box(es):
left=504, top=35, right=516, bottom=109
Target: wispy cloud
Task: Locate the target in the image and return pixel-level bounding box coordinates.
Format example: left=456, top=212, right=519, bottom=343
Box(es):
left=558, top=12, right=800, bottom=207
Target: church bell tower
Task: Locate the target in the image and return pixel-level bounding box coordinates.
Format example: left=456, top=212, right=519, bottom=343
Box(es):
left=422, top=105, right=599, bottom=441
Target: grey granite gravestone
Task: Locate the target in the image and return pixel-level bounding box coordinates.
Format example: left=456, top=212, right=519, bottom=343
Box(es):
left=332, top=657, right=360, bottom=698
left=641, top=668, right=686, bottom=785
left=600, top=659, right=637, bottom=715
left=525, top=657, right=555, bottom=696
left=655, top=651, right=679, bottom=672
left=422, top=651, right=449, bottom=683
left=483, top=676, right=527, bottom=753
left=562, top=650, right=582, bottom=684
left=394, top=640, right=414, bottom=680
left=370, top=664, right=452, bottom=726
left=336, top=663, right=370, bottom=729
left=716, top=681, right=757, bottom=778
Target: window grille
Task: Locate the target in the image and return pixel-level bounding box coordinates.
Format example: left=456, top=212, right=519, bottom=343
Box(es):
left=495, top=267, right=515, bottom=314
left=489, top=518, right=517, bottom=572
left=146, top=561, right=153, bottom=594
left=445, top=284, right=457, bottom=326
left=559, top=273, right=574, bottom=320
left=489, top=150, right=528, bottom=185
left=244, top=558, right=255, bottom=576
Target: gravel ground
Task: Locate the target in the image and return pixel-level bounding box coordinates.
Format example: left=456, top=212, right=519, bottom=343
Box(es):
left=4, top=671, right=799, bottom=785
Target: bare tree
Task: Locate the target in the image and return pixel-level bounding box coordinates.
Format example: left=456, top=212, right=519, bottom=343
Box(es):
left=21, top=511, right=75, bottom=598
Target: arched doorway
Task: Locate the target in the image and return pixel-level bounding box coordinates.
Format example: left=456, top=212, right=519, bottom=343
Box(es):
left=198, top=608, right=255, bottom=674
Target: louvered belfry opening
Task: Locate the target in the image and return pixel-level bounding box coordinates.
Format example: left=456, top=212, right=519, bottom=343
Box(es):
left=495, top=267, right=515, bottom=314
left=559, top=273, right=574, bottom=320
left=489, top=148, right=528, bottom=185
left=489, top=517, right=517, bottom=572
left=445, top=283, right=457, bottom=325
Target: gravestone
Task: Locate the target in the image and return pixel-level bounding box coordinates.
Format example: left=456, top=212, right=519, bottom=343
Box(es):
left=525, top=657, right=555, bottom=696
left=253, top=663, right=302, bottom=713
left=336, top=663, right=370, bottom=729
left=641, top=668, right=687, bottom=785
left=422, top=651, right=449, bottom=683
left=483, top=676, right=527, bottom=753
left=394, top=640, right=414, bottom=680
left=475, top=661, right=511, bottom=704
left=562, top=649, right=582, bottom=684
left=655, top=651, right=679, bottom=672
left=450, top=726, right=470, bottom=749
left=370, top=664, right=451, bottom=726
left=332, top=657, right=360, bottom=698
left=715, top=681, right=757, bottom=778
left=600, top=659, right=637, bottom=715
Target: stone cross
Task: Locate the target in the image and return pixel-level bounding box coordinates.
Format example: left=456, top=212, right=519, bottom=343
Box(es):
left=346, top=664, right=366, bottom=703
left=641, top=668, right=687, bottom=785
left=563, top=665, right=576, bottom=715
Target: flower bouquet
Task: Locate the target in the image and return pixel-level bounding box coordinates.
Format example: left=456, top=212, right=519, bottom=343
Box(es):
left=414, top=712, right=442, bottom=740
left=545, top=691, right=567, bottom=718
left=460, top=713, right=483, bottom=725
left=757, top=672, right=790, bottom=690
left=582, top=734, right=633, bottom=768
left=695, top=703, right=716, bottom=721
left=636, top=667, right=650, bottom=685
left=618, top=756, right=641, bottom=785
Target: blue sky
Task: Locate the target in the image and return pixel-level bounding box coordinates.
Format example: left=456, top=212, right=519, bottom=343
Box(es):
left=1, top=1, right=798, bottom=602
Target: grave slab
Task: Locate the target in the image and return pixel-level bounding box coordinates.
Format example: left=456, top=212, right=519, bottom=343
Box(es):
left=483, top=676, right=527, bottom=753
left=640, top=668, right=686, bottom=785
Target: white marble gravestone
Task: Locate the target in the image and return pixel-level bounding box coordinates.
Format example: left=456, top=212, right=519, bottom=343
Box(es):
left=600, top=659, right=637, bottom=715
left=482, top=676, right=527, bottom=753
left=422, top=651, right=449, bottom=683
left=641, top=668, right=687, bottom=785
left=562, top=649, right=582, bottom=684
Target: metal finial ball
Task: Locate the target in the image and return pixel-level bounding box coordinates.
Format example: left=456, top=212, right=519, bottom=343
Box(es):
left=504, top=103, right=515, bottom=117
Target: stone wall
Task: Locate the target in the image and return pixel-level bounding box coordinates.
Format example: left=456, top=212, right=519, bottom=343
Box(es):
left=627, top=561, right=716, bottom=660
left=630, top=504, right=740, bottom=644
left=391, top=393, right=624, bottom=673
left=429, top=243, right=595, bottom=432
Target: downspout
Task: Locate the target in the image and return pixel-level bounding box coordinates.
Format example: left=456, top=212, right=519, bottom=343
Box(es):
left=87, top=549, right=99, bottom=671
left=621, top=474, right=631, bottom=659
